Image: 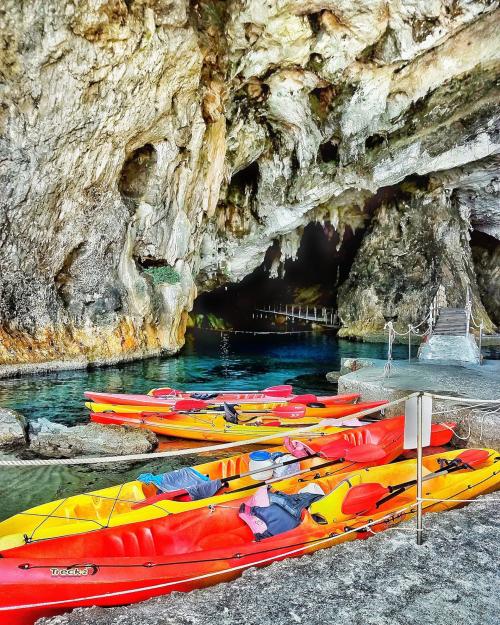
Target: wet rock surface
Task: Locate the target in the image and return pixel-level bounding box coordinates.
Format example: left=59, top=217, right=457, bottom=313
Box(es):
left=40, top=494, right=499, bottom=625
left=0, top=408, right=28, bottom=449
left=28, top=420, right=158, bottom=458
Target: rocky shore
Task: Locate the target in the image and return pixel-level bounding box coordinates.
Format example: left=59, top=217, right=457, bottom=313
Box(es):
left=0, top=408, right=157, bottom=458
left=40, top=493, right=499, bottom=625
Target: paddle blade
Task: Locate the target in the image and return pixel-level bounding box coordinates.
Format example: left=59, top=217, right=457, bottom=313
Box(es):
left=292, top=394, right=318, bottom=405
left=131, top=489, right=190, bottom=510
left=264, top=385, right=293, bottom=397
left=430, top=422, right=456, bottom=446
left=174, top=399, right=208, bottom=411
left=456, top=448, right=490, bottom=467
left=317, top=438, right=354, bottom=460
left=150, top=387, right=174, bottom=397
left=273, top=404, right=306, bottom=419
left=341, top=483, right=390, bottom=516
left=344, top=443, right=387, bottom=463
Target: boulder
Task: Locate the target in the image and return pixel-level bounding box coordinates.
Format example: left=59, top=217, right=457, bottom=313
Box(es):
left=29, top=419, right=158, bottom=458
left=0, top=408, right=28, bottom=449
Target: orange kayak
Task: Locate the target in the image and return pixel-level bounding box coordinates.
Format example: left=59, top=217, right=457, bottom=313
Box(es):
left=90, top=401, right=389, bottom=443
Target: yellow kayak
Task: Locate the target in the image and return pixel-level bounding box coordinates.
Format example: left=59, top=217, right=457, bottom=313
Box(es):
left=0, top=416, right=421, bottom=550
left=88, top=400, right=388, bottom=443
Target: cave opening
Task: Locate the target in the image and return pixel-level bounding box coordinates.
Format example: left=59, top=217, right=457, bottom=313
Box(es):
left=118, top=143, right=157, bottom=201
left=192, top=221, right=365, bottom=332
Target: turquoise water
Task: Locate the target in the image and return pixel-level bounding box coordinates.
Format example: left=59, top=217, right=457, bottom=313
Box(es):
left=0, top=332, right=415, bottom=520
left=0, top=332, right=414, bottom=425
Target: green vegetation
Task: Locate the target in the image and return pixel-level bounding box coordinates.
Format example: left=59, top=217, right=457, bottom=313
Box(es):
left=144, top=265, right=181, bottom=285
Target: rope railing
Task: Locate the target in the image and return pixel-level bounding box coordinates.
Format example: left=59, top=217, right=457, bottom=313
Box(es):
left=383, top=317, right=432, bottom=375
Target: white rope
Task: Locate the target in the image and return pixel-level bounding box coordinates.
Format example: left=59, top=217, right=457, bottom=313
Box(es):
left=0, top=394, right=417, bottom=467
left=418, top=497, right=500, bottom=503
left=426, top=393, right=500, bottom=404
left=436, top=420, right=472, bottom=441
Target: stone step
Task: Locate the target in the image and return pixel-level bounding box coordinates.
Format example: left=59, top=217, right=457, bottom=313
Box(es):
left=434, top=326, right=467, bottom=330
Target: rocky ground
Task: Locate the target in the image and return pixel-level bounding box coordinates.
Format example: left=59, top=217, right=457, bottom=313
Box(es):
left=40, top=493, right=499, bottom=625
left=335, top=358, right=500, bottom=449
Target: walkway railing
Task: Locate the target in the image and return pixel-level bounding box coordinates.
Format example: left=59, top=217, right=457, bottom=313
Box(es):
left=254, top=304, right=340, bottom=327
left=384, top=285, right=488, bottom=373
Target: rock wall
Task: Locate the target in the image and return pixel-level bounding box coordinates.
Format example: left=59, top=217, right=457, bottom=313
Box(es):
left=0, top=1, right=499, bottom=369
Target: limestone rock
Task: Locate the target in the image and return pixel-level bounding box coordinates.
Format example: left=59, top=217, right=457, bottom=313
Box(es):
left=337, top=187, right=493, bottom=337
left=28, top=419, right=157, bottom=458
left=0, top=1, right=499, bottom=369
left=0, top=408, right=28, bottom=449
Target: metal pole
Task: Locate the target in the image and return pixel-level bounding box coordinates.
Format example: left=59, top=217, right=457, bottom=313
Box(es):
left=408, top=324, right=411, bottom=361
left=416, top=393, right=423, bottom=545
left=479, top=323, right=483, bottom=365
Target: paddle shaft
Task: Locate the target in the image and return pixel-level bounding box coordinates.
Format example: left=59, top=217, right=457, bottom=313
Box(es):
left=375, top=460, right=473, bottom=509
left=228, top=457, right=346, bottom=494
left=221, top=452, right=320, bottom=485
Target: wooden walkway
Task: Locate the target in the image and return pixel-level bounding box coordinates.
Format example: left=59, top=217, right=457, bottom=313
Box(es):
left=254, top=304, right=340, bottom=328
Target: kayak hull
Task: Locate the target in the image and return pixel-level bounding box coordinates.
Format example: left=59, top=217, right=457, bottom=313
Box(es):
left=87, top=400, right=388, bottom=441
left=1, top=449, right=498, bottom=625
left=90, top=410, right=345, bottom=443
left=85, top=401, right=387, bottom=424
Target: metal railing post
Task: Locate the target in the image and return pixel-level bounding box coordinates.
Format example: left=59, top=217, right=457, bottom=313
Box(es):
left=465, top=286, right=471, bottom=336
left=408, top=324, right=412, bottom=361
left=479, top=323, right=483, bottom=364
left=416, top=392, right=423, bottom=545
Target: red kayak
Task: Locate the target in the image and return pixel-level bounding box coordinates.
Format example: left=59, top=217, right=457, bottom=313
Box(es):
left=84, top=388, right=361, bottom=408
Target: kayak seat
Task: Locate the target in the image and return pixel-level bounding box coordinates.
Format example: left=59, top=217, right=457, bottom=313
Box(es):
left=103, top=526, right=158, bottom=558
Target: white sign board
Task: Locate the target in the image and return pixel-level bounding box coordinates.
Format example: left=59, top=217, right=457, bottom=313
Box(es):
left=404, top=396, right=432, bottom=449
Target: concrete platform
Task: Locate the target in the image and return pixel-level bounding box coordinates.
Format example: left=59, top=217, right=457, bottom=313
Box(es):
left=335, top=359, right=500, bottom=449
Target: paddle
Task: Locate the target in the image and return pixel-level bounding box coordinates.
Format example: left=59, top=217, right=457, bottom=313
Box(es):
left=129, top=438, right=391, bottom=511
left=228, top=443, right=388, bottom=494
left=341, top=449, right=490, bottom=516
left=172, top=400, right=308, bottom=419
left=152, top=384, right=293, bottom=399
left=131, top=488, right=191, bottom=510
